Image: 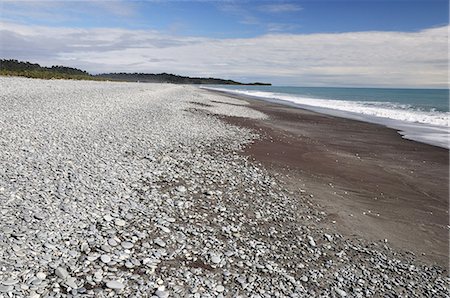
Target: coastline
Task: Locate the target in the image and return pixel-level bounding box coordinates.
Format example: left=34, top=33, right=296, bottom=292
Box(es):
left=202, top=87, right=450, bottom=149
left=203, top=88, right=449, bottom=268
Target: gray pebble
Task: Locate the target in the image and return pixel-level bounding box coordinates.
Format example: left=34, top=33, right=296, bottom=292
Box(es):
left=1, top=279, right=18, bottom=286
left=121, top=241, right=134, bottom=249
left=55, top=267, right=69, bottom=280
left=101, top=255, right=111, bottom=263
left=0, top=285, right=13, bottom=293
left=154, top=238, right=166, bottom=247
left=106, top=280, right=125, bottom=290
left=115, top=219, right=126, bottom=227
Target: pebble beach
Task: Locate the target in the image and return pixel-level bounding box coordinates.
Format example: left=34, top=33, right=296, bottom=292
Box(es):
left=0, top=77, right=447, bottom=297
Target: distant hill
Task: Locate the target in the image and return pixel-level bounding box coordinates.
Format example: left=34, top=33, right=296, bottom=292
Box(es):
left=0, top=59, right=95, bottom=80
left=95, top=72, right=270, bottom=85
left=0, top=59, right=271, bottom=85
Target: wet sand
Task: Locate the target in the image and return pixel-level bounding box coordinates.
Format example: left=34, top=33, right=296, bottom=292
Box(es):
left=206, top=90, right=449, bottom=269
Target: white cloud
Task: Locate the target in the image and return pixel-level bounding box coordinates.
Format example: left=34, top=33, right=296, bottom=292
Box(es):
left=0, top=21, right=448, bottom=87
left=267, top=23, right=299, bottom=32
left=0, top=1, right=138, bottom=25
left=259, top=3, right=303, bottom=13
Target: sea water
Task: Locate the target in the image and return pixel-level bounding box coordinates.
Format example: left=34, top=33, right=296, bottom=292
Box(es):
left=202, top=85, right=449, bottom=149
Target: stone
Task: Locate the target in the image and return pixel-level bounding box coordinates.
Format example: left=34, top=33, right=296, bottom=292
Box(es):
left=108, top=238, right=118, bottom=247
left=2, top=227, right=13, bottom=234
left=81, top=242, right=89, bottom=252
left=101, top=255, right=111, bottom=263
left=104, top=214, right=113, bottom=221
left=36, top=272, right=46, bottom=280
left=34, top=212, right=45, bottom=220
left=94, top=271, right=103, bottom=281
left=87, top=254, right=99, bottom=261
left=335, top=288, right=347, bottom=297
left=155, top=286, right=169, bottom=298
left=154, top=238, right=166, bottom=247
left=307, top=236, right=316, bottom=247
left=0, top=285, right=13, bottom=293
left=211, top=255, right=221, bottom=264
left=216, top=285, right=225, bottom=292
left=159, top=226, right=171, bottom=233
left=176, top=186, right=187, bottom=193
left=66, top=277, right=77, bottom=289
left=2, top=279, right=18, bottom=286
left=115, top=219, right=126, bottom=227
left=106, top=280, right=125, bottom=290
left=121, top=241, right=134, bottom=249
left=55, top=267, right=69, bottom=280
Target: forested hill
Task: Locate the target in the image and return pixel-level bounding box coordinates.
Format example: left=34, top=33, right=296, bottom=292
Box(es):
left=95, top=72, right=270, bottom=85
left=0, top=59, right=271, bottom=85
left=0, top=59, right=92, bottom=79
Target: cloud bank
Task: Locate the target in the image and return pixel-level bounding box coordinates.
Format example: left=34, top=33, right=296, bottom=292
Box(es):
left=0, top=21, right=448, bottom=87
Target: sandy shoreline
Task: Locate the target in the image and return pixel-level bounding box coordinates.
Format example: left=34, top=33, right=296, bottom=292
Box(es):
left=204, top=89, right=449, bottom=268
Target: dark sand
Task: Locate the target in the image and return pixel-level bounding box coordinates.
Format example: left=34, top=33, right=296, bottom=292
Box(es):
left=207, top=90, right=449, bottom=269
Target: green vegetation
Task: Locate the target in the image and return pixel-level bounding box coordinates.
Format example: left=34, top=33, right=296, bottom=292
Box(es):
left=0, top=59, right=103, bottom=81
left=0, top=59, right=271, bottom=85
left=95, top=72, right=271, bottom=85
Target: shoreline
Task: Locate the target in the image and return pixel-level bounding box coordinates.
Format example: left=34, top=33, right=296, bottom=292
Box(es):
left=203, top=88, right=449, bottom=268
left=202, top=87, right=450, bottom=149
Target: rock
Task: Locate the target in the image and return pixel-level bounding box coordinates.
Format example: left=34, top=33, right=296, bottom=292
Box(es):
left=34, top=212, right=45, bottom=220
left=335, top=288, right=347, bottom=297
left=104, top=214, right=113, bottom=221
left=87, top=254, right=99, bottom=261
left=0, top=285, right=13, bottom=293
left=108, top=238, right=118, bottom=247
left=176, top=186, right=187, bottom=193
left=300, top=276, right=308, bottom=282
left=155, top=286, right=169, bottom=298
left=216, top=285, right=225, bottom=292
left=159, top=226, right=171, bottom=233
left=154, top=238, right=166, bottom=247
left=211, top=255, right=221, bottom=264
left=2, top=227, right=13, bottom=234
left=115, top=219, right=126, bottom=226
left=1, top=279, right=18, bottom=286
left=121, top=241, right=134, bottom=249
left=307, top=236, right=316, bottom=247
left=81, top=242, right=89, bottom=252
left=36, top=272, right=46, bottom=280
left=106, top=280, right=125, bottom=290
left=101, top=255, right=111, bottom=263
left=66, top=277, right=78, bottom=289
left=55, top=267, right=69, bottom=280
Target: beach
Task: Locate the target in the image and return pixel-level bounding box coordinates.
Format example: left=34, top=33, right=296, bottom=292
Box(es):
left=206, top=89, right=449, bottom=267
left=0, top=77, right=447, bottom=297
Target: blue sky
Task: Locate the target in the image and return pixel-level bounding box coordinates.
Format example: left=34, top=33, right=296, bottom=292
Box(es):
left=0, top=1, right=448, bottom=87
left=2, top=1, right=448, bottom=37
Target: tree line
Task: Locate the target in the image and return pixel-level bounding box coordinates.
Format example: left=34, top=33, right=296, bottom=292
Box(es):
left=0, top=59, right=270, bottom=85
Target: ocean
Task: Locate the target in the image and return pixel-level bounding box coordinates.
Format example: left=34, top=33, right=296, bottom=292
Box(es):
left=202, top=85, right=449, bottom=149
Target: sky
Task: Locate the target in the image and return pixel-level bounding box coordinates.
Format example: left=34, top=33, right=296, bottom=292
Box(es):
left=0, top=0, right=448, bottom=87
